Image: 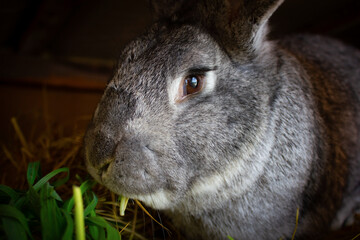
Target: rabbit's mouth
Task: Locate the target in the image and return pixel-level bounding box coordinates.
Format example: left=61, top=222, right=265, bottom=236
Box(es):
left=86, top=157, right=177, bottom=210
left=97, top=165, right=177, bottom=210
left=120, top=189, right=175, bottom=210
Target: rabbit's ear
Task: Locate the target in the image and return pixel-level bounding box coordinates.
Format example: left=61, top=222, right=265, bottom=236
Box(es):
left=148, top=0, right=283, bottom=60
left=243, top=0, right=284, bottom=26
left=210, top=0, right=284, bottom=60
left=241, top=0, right=284, bottom=53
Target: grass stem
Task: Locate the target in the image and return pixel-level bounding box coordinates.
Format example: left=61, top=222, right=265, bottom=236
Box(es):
left=11, top=117, right=29, bottom=150
left=291, top=208, right=299, bottom=240
left=73, top=186, right=85, bottom=240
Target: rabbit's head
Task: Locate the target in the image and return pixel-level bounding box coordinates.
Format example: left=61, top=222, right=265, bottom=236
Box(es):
left=84, top=0, right=284, bottom=210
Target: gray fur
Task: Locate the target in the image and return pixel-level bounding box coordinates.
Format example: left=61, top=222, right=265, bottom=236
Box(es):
left=83, top=0, right=360, bottom=239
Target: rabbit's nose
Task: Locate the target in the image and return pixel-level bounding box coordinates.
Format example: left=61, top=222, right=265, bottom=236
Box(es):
left=85, top=132, right=117, bottom=169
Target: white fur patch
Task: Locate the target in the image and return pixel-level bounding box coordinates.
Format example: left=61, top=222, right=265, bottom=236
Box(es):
left=129, top=189, right=174, bottom=210
left=191, top=146, right=269, bottom=196
left=168, top=75, right=184, bottom=106
left=253, top=23, right=270, bottom=54
left=203, top=71, right=217, bottom=94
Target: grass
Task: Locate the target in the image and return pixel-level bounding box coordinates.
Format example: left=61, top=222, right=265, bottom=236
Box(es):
left=0, top=160, right=122, bottom=240
left=0, top=117, right=176, bottom=240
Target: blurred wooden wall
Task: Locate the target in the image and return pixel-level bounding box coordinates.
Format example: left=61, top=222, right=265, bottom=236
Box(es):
left=0, top=0, right=359, bottom=139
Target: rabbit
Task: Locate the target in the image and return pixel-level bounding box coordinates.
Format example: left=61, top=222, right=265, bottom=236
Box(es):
left=83, top=0, right=360, bottom=239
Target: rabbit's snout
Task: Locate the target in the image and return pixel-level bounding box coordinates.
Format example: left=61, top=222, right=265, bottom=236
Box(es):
left=85, top=126, right=166, bottom=192
left=84, top=85, right=138, bottom=173
left=85, top=132, right=117, bottom=170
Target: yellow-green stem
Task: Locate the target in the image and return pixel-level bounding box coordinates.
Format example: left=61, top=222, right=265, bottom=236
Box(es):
left=73, top=186, right=85, bottom=240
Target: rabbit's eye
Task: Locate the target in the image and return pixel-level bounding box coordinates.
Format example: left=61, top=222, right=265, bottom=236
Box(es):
left=183, top=75, right=204, bottom=96
left=174, top=72, right=208, bottom=103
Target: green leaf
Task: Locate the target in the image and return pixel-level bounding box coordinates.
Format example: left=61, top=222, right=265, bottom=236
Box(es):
left=0, top=204, right=32, bottom=239
left=25, top=186, right=41, bottom=218
left=83, top=192, right=98, bottom=217
left=88, top=224, right=100, bottom=240
left=27, top=162, right=40, bottom=187
left=86, top=216, right=121, bottom=240
left=13, top=195, right=29, bottom=211
left=0, top=164, right=118, bottom=240
left=33, top=167, right=69, bottom=191
left=87, top=198, right=99, bottom=240
left=52, top=170, right=70, bottom=188
left=1, top=216, right=28, bottom=240
left=40, top=183, right=65, bottom=240
left=0, top=185, right=20, bottom=201
left=89, top=226, right=106, bottom=240
left=50, top=189, right=63, bottom=202
left=61, top=209, right=74, bottom=240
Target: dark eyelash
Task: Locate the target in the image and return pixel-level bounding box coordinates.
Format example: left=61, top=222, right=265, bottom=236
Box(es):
left=186, top=66, right=218, bottom=75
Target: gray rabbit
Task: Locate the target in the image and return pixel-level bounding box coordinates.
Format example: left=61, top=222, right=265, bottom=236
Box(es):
left=83, top=0, right=360, bottom=239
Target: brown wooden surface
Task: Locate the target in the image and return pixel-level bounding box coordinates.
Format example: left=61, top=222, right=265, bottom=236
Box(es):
left=0, top=52, right=109, bottom=91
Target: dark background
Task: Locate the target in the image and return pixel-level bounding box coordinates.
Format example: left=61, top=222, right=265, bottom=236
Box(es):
left=0, top=0, right=359, bottom=138
left=1, top=0, right=359, bottom=61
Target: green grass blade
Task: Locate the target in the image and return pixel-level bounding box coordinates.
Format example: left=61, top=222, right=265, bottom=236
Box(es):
left=33, top=167, right=69, bottom=191
left=61, top=209, right=74, bottom=240
left=27, top=162, right=40, bottom=187
left=87, top=195, right=99, bottom=240
left=86, top=216, right=121, bottom=240
left=73, top=186, right=85, bottom=240
left=0, top=184, right=20, bottom=202
left=26, top=187, right=41, bottom=218
left=95, top=227, right=106, bottom=240
left=13, top=195, right=28, bottom=210
left=0, top=204, right=32, bottom=239
left=83, top=192, right=98, bottom=217
left=52, top=170, right=70, bottom=188
left=40, top=183, right=65, bottom=240
left=1, top=216, right=28, bottom=240
left=89, top=225, right=100, bottom=240
left=50, top=189, right=63, bottom=202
